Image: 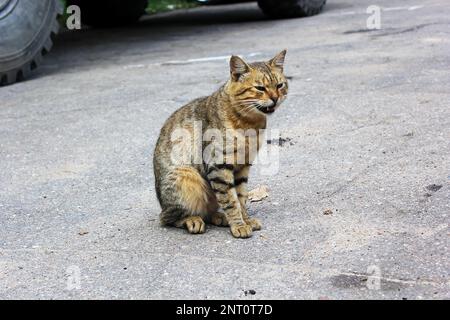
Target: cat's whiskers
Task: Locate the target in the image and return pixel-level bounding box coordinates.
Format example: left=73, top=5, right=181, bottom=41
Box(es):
left=232, top=99, right=262, bottom=112
left=239, top=103, right=261, bottom=117
left=232, top=99, right=258, bottom=106
left=228, top=101, right=259, bottom=117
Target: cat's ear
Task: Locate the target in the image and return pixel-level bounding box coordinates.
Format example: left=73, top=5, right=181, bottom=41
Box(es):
left=269, top=49, right=287, bottom=71
left=230, top=55, right=250, bottom=81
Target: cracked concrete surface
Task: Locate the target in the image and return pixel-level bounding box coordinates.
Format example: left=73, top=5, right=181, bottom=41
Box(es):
left=0, top=0, right=449, bottom=299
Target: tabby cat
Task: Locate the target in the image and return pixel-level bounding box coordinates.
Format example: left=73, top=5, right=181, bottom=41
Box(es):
left=153, top=50, right=288, bottom=238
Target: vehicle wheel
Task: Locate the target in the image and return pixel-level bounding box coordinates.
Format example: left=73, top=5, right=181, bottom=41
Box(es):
left=257, top=0, right=326, bottom=18
left=0, top=0, right=62, bottom=86
left=68, top=0, right=148, bottom=27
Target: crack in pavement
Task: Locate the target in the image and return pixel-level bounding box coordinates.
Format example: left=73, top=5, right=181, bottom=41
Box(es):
left=371, top=22, right=450, bottom=37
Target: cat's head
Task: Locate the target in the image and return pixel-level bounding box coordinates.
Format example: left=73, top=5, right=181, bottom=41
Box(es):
left=228, top=50, right=288, bottom=115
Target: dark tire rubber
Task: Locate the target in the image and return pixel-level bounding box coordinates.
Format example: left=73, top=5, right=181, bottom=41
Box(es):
left=68, top=0, right=148, bottom=27
left=0, top=0, right=63, bottom=86
left=257, top=0, right=326, bottom=18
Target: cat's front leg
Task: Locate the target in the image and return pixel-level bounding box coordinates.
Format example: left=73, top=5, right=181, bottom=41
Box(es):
left=207, top=164, right=252, bottom=238
left=235, top=165, right=262, bottom=231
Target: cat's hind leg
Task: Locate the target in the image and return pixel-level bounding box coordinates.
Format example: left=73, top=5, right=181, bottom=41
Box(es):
left=160, top=207, right=206, bottom=234
left=161, top=166, right=217, bottom=234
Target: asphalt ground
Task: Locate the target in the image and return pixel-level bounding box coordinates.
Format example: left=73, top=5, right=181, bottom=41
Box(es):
left=0, top=0, right=449, bottom=299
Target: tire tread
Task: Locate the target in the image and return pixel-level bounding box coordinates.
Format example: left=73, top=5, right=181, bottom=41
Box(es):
left=0, top=0, right=62, bottom=86
left=258, top=0, right=326, bottom=18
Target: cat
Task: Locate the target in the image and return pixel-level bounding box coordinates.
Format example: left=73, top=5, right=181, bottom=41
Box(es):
left=153, top=50, right=288, bottom=238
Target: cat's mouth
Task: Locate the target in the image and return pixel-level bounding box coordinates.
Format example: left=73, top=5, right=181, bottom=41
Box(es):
left=257, top=106, right=276, bottom=114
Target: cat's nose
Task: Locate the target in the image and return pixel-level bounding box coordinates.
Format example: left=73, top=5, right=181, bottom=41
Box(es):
left=270, top=97, right=278, bottom=105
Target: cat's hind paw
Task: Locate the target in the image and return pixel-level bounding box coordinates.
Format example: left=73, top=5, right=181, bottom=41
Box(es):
left=209, top=212, right=229, bottom=227
left=175, top=216, right=206, bottom=234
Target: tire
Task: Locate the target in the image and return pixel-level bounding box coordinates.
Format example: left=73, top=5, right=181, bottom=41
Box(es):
left=257, top=0, right=326, bottom=18
left=0, top=0, right=63, bottom=86
left=68, top=0, right=148, bottom=27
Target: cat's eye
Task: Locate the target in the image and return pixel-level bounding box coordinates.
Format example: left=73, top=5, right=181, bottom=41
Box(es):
left=277, top=83, right=285, bottom=89
left=254, top=86, right=266, bottom=91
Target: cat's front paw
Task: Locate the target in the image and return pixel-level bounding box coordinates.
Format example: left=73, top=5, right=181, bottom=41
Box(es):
left=230, top=224, right=253, bottom=238
left=245, top=218, right=262, bottom=231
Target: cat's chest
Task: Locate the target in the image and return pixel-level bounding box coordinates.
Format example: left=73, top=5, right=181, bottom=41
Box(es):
left=221, top=127, right=264, bottom=165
